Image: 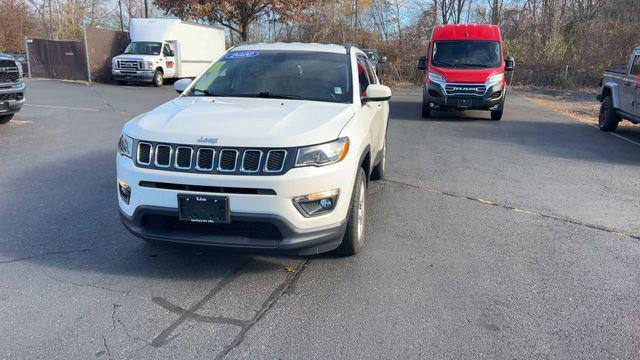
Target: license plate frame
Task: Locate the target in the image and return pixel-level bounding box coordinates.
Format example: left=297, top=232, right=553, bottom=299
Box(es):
left=177, top=194, right=230, bottom=224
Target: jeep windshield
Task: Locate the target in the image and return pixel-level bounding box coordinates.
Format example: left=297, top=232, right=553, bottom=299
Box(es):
left=432, top=41, right=501, bottom=69
left=123, top=42, right=162, bottom=55
left=189, top=50, right=353, bottom=103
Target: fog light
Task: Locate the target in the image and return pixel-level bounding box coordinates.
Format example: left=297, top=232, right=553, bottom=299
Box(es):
left=429, top=102, right=435, bottom=108
left=118, top=179, right=131, bottom=204
left=293, top=189, right=339, bottom=217
left=491, top=104, right=500, bottom=110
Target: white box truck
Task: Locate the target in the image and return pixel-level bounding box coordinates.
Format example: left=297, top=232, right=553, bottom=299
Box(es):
left=112, top=18, right=225, bottom=87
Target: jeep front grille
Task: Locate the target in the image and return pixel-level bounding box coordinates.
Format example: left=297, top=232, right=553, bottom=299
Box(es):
left=134, top=141, right=292, bottom=175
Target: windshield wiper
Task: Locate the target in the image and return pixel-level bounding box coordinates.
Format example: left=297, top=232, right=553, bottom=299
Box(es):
left=192, top=88, right=227, bottom=97
left=433, top=61, right=457, bottom=68
left=256, top=92, right=302, bottom=100
left=455, top=63, right=491, bottom=68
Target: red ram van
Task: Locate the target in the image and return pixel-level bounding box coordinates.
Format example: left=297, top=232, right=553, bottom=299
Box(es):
left=417, top=24, right=515, bottom=120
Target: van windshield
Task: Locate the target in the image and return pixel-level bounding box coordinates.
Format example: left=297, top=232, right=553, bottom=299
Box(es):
left=123, top=42, right=162, bottom=55
left=432, top=41, right=501, bottom=69
left=188, top=50, right=353, bottom=104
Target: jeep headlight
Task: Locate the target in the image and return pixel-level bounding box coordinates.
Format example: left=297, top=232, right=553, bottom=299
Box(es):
left=295, top=137, right=350, bottom=167
left=486, top=73, right=504, bottom=84
left=118, top=134, right=134, bottom=158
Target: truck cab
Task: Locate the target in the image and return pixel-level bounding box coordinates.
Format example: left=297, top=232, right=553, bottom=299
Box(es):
left=597, top=45, right=640, bottom=132
left=417, top=24, right=514, bottom=120
left=112, top=19, right=225, bottom=87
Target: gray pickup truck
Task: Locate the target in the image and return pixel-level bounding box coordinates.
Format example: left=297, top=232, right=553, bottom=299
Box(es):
left=597, top=45, right=640, bottom=132
left=0, top=53, right=26, bottom=124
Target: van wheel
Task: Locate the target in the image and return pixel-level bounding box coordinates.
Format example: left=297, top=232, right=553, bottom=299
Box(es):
left=153, top=70, right=164, bottom=87
left=370, top=137, right=386, bottom=181
left=490, top=109, right=503, bottom=120
left=421, top=101, right=432, bottom=118
left=598, top=95, right=620, bottom=132
left=0, top=114, right=13, bottom=124
left=335, top=168, right=367, bottom=256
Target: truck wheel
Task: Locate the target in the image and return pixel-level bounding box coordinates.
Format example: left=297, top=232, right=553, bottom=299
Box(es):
left=335, top=167, right=367, bottom=256
left=598, top=95, right=620, bottom=132
left=490, top=109, right=503, bottom=120
left=153, top=70, right=164, bottom=87
left=370, top=137, right=386, bottom=181
left=421, top=101, right=432, bottom=118
left=117, top=80, right=127, bottom=86
left=0, top=114, right=13, bottom=124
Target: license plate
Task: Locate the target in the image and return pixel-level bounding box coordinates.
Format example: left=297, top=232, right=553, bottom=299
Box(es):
left=457, top=99, right=472, bottom=108
left=178, top=194, right=230, bottom=224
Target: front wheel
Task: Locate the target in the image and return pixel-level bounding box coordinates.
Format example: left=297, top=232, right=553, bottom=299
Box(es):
left=152, top=70, right=164, bottom=87
left=0, top=114, right=14, bottom=124
left=335, top=167, right=367, bottom=255
left=598, top=95, right=620, bottom=132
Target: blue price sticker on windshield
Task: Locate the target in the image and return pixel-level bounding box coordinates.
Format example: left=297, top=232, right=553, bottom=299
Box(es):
left=225, top=51, right=260, bottom=59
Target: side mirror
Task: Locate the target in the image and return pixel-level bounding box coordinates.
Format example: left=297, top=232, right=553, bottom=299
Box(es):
left=505, top=56, right=515, bottom=72
left=417, top=56, right=428, bottom=71
left=364, top=84, right=392, bottom=102
left=174, top=78, right=192, bottom=94
left=379, top=56, right=387, bottom=64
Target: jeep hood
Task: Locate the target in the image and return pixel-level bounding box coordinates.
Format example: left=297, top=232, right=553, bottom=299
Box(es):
left=124, top=97, right=355, bottom=147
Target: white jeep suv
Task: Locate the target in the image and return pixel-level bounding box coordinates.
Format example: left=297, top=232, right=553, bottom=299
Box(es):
left=117, top=43, right=391, bottom=255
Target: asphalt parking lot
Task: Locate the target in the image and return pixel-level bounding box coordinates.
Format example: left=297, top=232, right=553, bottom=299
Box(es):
left=1, top=79, right=639, bottom=359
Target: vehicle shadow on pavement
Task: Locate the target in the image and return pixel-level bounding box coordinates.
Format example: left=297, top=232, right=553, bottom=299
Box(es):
left=0, top=149, right=299, bottom=279
left=389, top=99, right=498, bottom=122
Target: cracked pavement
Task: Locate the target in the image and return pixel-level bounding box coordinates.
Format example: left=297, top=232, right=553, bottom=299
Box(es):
left=0, top=81, right=639, bottom=358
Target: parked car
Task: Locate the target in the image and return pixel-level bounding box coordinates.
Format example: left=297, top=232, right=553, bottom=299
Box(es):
left=596, top=44, right=640, bottom=132
left=417, top=24, right=514, bottom=120
left=0, top=53, right=26, bottom=124
left=116, top=43, right=391, bottom=255
left=362, top=48, right=387, bottom=78
left=112, top=18, right=226, bottom=86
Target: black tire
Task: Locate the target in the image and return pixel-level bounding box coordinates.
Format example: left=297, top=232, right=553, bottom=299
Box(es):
left=421, top=101, right=432, bottom=118
left=116, top=80, right=127, bottom=86
left=370, top=137, right=386, bottom=181
left=335, top=167, right=367, bottom=256
left=490, top=108, right=503, bottom=120
left=598, top=95, right=620, bottom=132
left=153, top=70, right=164, bottom=87
left=0, top=114, right=13, bottom=124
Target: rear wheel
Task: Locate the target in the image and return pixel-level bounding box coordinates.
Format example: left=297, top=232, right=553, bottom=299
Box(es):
left=598, top=95, right=620, bottom=132
left=335, top=168, right=367, bottom=256
left=490, top=108, right=503, bottom=120
left=153, top=70, right=164, bottom=87
left=0, top=114, right=13, bottom=124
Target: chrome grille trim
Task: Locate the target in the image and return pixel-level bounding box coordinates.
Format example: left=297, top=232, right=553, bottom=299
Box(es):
left=444, top=83, right=487, bottom=97
left=174, top=146, right=193, bottom=169
left=264, top=150, right=287, bottom=173
left=217, top=149, right=238, bottom=172
left=137, top=142, right=152, bottom=165
left=240, top=150, right=262, bottom=173
left=195, top=148, right=215, bottom=171
left=154, top=144, right=172, bottom=168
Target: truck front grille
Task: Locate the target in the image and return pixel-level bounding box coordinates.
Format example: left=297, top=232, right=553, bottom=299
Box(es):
left=444, top=83, right=487, bottom=97
left=118, top=60, right=140, bottom=70
left=134, top=141, right=293, bottom=175
left=0, top=60, right=20, bottom=83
